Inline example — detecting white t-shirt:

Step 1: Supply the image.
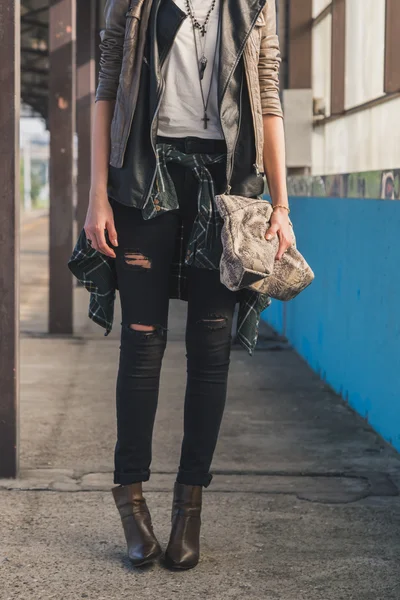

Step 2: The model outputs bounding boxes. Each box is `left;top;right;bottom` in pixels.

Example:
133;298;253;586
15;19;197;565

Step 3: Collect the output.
157;0;224;139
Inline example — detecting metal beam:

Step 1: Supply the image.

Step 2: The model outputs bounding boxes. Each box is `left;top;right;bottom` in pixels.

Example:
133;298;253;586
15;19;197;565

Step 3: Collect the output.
287;0;312;89
21;66;48;76
21;46;48;56
21;6;48;19
76;0;96;235
48;0;76;334
0;0;20;478
384;0;400;93
331;0;346;115
313;2;332;27
21;17;48;28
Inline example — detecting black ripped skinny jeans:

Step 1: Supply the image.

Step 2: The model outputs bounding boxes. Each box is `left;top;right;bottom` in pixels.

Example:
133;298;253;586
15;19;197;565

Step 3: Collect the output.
110;136;237;488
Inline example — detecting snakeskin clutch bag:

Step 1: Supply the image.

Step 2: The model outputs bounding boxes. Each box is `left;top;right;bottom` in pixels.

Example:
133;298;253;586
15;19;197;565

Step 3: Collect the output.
215;194;314;301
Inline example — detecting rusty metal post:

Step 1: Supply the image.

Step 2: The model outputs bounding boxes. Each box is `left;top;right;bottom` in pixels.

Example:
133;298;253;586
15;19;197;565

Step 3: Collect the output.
49;0;76;334
0;0;20;478
384;0;400;93
76;0;96;234
331;0;346;115
287;0;312;89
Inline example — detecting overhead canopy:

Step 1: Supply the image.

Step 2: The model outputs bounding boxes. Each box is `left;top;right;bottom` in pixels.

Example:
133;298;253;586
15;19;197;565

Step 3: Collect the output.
21;0;49;119
20;0;106;121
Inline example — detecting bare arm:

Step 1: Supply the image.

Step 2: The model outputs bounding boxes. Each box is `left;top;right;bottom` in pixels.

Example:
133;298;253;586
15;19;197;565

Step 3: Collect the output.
84;100;118;258
263;115;292;261
258;0;291;260
91;100;114;194
263;114;288;209
84;0;129;257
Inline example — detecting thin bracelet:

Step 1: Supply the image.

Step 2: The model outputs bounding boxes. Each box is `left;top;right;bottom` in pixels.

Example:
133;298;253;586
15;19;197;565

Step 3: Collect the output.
272;204;290;214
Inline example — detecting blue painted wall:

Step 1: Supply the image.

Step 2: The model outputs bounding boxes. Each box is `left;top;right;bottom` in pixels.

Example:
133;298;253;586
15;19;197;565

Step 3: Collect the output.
262;196;400;451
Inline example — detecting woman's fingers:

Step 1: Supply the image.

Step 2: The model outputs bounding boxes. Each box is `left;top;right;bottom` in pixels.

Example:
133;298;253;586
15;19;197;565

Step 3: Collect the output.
106;219;119;248
265;223;279;241
265;211;292;260
90;226;116;258
275;230;292;261
84;198;118;258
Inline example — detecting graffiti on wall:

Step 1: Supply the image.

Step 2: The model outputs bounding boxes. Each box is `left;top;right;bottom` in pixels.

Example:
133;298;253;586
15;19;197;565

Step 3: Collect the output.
286;170;400;200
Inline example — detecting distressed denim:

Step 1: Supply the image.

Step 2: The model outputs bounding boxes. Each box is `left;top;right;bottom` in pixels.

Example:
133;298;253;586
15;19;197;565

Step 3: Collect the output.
111;139;237;487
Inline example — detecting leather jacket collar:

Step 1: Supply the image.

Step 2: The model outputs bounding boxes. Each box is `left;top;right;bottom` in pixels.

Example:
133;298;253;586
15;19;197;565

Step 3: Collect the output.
219;0;266;105
148;0;267;107
148;0;266;190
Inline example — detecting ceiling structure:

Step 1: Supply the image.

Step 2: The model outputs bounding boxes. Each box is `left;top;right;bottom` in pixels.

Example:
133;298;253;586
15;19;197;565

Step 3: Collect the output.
20;0;106;122
21;0;49;119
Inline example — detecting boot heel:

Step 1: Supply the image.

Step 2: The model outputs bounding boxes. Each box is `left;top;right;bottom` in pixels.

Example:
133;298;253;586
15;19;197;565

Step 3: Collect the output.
112;483;162;567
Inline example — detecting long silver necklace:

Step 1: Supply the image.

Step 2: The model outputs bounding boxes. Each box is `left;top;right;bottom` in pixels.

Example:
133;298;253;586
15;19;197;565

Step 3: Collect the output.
185;0;216;80
185;0;221;130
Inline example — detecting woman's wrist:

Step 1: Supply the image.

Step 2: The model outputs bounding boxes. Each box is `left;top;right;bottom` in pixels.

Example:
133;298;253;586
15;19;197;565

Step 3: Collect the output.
272;203;290;215
90;184;109;201
90;182;107;194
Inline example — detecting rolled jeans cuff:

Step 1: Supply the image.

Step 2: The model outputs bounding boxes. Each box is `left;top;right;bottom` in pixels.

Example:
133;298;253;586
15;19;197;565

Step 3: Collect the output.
113;469;150;486
177;469;213;488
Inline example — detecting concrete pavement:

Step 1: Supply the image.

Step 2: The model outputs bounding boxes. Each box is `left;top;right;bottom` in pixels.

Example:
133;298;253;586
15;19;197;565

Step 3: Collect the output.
0;210;399;599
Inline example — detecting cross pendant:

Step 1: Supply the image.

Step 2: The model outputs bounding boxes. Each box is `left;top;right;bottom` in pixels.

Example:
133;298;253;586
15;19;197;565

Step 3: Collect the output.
202;111;210;129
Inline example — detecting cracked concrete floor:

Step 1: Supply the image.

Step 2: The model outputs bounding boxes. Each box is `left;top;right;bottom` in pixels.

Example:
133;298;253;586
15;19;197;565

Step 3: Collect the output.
1;211;399;600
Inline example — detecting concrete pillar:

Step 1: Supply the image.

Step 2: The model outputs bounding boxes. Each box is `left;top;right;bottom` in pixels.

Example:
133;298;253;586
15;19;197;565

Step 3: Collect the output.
0;0;20;478
287;0;312;89
48;0;76;335
331;0;346;115
23;139;32;211
384;0;400;93
284;0;313;174
76;0;96;235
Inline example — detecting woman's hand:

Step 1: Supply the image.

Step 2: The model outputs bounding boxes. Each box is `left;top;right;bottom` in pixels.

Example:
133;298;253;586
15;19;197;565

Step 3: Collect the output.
84;188;118;259
265;207;293;261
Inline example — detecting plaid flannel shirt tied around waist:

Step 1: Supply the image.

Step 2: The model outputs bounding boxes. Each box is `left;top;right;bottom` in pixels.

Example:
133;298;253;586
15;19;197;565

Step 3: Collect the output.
68;143;271;354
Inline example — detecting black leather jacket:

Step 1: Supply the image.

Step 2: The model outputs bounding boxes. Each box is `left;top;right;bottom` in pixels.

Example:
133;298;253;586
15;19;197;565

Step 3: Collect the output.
97;0;283;207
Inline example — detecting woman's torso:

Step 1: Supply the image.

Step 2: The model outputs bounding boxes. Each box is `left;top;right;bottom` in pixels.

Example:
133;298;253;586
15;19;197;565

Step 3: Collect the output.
158;0;224;140
107;0;265;207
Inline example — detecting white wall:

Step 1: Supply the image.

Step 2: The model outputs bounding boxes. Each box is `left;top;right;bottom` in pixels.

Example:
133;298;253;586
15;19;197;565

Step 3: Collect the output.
311;0;393;174
312;14;332;118
312;97;400;175
345;0;386;110
313;0;331;18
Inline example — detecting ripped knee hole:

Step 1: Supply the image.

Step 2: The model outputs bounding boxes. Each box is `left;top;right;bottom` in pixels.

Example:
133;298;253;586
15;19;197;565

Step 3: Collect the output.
129;324;156;333
196;316;227;330
124;252;151;270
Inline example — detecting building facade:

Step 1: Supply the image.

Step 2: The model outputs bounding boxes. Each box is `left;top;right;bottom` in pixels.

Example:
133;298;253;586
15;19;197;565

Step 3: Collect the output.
279;0;400;198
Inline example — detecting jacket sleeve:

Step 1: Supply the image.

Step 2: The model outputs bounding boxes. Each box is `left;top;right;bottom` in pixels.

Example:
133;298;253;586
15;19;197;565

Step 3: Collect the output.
258;0;284;118
95;0;130;102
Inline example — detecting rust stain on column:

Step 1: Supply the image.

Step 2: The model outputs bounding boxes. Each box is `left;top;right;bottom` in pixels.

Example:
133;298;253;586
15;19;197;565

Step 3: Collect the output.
0;0;20;478
76;0;96;235
288;0;313;89
384;0;400;93
331;0;346;115
49;0;76;334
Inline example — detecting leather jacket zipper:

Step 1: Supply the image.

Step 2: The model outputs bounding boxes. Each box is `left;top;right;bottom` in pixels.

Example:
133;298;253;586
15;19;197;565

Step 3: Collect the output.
120;6;149;167
244;45;262;177
225;69;243;195
142;21;185;207
144;77;166;204
220;4;265;194
143;2;265;201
